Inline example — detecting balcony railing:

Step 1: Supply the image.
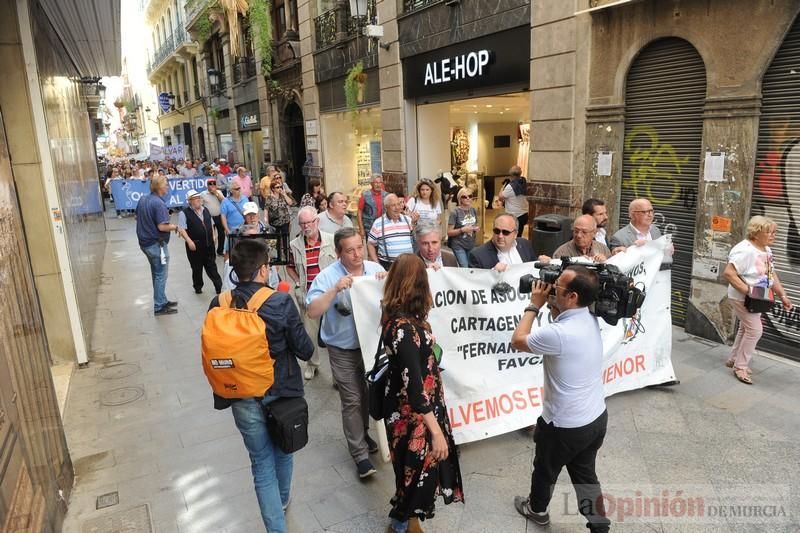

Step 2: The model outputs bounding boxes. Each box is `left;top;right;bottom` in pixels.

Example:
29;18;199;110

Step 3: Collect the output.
232;56;257;84
147;26;189;75
183;0;209;26
403;0;439;13
314;0;376;50
315;9;336;49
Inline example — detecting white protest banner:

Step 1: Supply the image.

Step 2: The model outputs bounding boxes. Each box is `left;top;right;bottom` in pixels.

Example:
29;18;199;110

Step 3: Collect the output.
149;143;165;161
351;237;676;444
164;144;185;160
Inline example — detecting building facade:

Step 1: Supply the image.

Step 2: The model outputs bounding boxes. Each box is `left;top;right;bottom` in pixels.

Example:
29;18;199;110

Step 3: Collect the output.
0;0;121;529
581;0;800;361
299;0;800;362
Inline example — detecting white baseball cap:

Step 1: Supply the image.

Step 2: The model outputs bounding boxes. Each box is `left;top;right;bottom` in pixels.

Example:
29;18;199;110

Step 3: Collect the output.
243;202;259;215
186;189;202;199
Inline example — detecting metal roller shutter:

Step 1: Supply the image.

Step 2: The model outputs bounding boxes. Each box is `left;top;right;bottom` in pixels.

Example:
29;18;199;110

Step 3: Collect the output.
753;16;800;361
621;37;706;327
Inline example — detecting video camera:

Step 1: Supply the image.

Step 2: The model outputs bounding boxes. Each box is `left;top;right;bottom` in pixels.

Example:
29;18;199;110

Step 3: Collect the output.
228;232;291;267
518;258;645;325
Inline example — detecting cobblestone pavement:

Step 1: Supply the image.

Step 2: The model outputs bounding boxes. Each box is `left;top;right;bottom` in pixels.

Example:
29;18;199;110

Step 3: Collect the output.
62;215;800;532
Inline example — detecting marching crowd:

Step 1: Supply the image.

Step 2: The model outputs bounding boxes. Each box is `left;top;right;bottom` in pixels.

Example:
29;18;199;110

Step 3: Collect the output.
128;159;792;533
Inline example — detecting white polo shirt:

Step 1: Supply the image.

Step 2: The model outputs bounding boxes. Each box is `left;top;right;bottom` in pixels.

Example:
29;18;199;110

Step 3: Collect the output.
526;306;606;428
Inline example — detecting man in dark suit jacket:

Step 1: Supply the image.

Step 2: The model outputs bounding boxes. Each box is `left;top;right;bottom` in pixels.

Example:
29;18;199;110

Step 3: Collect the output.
415;220;459;268
469;213;536;271
609;198;673;267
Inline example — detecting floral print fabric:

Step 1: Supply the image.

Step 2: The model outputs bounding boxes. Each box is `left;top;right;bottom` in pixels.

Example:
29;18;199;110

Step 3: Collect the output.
265;194;290;227
382;317;464;522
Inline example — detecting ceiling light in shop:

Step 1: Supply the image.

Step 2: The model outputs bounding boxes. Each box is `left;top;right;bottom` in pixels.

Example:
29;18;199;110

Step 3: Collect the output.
500;112;504;115
485;104;493;108
504;108;510;111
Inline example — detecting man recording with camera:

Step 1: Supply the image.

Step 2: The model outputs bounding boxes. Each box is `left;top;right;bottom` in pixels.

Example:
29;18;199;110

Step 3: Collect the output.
511;265;610;533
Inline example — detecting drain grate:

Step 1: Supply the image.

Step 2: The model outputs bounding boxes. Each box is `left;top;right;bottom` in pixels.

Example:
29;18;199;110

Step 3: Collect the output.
82;504;153;533
96;491;119;510
100;386;144;407
98;363;141;380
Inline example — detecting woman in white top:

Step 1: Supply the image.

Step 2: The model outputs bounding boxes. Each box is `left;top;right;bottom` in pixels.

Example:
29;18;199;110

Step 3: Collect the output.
405;178;442;225
722;215;792;384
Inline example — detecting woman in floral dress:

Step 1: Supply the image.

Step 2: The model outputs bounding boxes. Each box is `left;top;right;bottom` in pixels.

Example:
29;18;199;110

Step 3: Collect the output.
264;175;293;235
381;253;464;533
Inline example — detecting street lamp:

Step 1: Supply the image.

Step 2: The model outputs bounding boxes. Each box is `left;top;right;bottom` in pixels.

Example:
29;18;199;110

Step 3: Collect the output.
167;92;176;109
207;68;222;94
98;84;106;100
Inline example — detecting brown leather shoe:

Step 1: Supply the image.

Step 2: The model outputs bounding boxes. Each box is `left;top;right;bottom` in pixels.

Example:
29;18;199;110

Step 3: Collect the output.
408;517;424;533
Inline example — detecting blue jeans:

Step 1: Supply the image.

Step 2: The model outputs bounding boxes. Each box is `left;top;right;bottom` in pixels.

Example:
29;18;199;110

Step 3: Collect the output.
453;248;470;268
231;397;293;533
141;242;169;311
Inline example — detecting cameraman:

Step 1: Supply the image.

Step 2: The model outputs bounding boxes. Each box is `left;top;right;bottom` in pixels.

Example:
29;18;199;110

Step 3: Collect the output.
510;265;610;533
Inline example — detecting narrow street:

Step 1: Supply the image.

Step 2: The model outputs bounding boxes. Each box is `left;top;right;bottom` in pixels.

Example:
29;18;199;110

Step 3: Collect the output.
61;213;800;532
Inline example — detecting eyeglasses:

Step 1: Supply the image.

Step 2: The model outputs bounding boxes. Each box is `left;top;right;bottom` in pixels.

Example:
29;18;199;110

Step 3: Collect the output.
633;209;654;215
459;195;474;200
493;228;515;236
553;283;574;295
573;229;596;235
299;219;317;226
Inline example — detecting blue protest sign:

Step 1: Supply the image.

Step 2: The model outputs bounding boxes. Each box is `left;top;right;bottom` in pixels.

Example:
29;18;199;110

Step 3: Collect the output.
109;177;209;210
159;92;170;113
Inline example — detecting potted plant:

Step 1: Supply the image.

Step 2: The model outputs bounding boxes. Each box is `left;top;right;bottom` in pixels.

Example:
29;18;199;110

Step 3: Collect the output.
344;61;367;112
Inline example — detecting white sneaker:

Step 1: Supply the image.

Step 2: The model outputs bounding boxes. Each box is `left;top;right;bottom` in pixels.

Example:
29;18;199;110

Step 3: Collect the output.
303;366;316;380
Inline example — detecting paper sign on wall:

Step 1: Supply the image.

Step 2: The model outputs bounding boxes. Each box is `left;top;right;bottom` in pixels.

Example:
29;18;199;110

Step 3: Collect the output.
703;151;725;182
693;258;720;280
711;216;732;232
597;151;613;176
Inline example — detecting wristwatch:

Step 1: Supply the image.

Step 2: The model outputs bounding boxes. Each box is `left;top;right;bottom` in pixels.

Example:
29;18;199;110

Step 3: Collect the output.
524;305;540;315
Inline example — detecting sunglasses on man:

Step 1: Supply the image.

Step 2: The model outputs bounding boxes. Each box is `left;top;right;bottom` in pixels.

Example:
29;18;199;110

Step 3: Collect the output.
493;228;515;236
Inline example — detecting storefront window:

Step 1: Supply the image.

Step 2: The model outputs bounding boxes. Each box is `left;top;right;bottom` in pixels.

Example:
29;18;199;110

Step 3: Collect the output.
320;108;382;211
218;133;234;162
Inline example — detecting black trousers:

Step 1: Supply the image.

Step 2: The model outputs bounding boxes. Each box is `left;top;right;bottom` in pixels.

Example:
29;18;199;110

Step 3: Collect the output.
212;215;225;255
530;410;610;533
186;245;223;293
517;213;529;239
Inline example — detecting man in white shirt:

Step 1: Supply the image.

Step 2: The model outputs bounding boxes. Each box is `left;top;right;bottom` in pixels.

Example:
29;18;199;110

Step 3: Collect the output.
500;165;529;236
511;266;610;533
318;192;354;234
582;198;609;247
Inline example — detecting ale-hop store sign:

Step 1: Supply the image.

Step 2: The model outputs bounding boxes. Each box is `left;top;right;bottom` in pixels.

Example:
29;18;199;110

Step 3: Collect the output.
403;25;530;99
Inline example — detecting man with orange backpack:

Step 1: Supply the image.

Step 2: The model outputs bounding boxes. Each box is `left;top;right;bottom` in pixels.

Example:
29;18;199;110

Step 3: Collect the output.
203;238;313;532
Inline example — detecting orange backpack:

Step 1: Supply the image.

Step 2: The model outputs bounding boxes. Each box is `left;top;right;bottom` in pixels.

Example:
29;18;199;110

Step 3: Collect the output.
202;287;275;399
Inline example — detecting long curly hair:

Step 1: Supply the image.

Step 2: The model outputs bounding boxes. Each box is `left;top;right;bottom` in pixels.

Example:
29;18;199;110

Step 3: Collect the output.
382;254;432;326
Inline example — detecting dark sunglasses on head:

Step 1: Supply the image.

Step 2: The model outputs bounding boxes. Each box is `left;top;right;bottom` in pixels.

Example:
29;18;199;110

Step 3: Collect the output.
493;228;515;236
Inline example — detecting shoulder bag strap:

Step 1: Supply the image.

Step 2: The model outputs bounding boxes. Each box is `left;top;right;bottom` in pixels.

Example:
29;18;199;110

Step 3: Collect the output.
247;287;275;312
233;199;246;217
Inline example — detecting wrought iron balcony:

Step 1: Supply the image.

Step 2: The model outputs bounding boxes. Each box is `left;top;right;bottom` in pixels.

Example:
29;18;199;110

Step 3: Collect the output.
232;56;257;84
314;0;376;50
183;0;209;26
403;0;440;13
315;9;336;49
147;26;189;75
209;72;227;96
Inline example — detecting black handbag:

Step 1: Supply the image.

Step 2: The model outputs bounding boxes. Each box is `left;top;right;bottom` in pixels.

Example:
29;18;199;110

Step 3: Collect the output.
744;286;774;313
263;396;309;453
365;336;389;421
